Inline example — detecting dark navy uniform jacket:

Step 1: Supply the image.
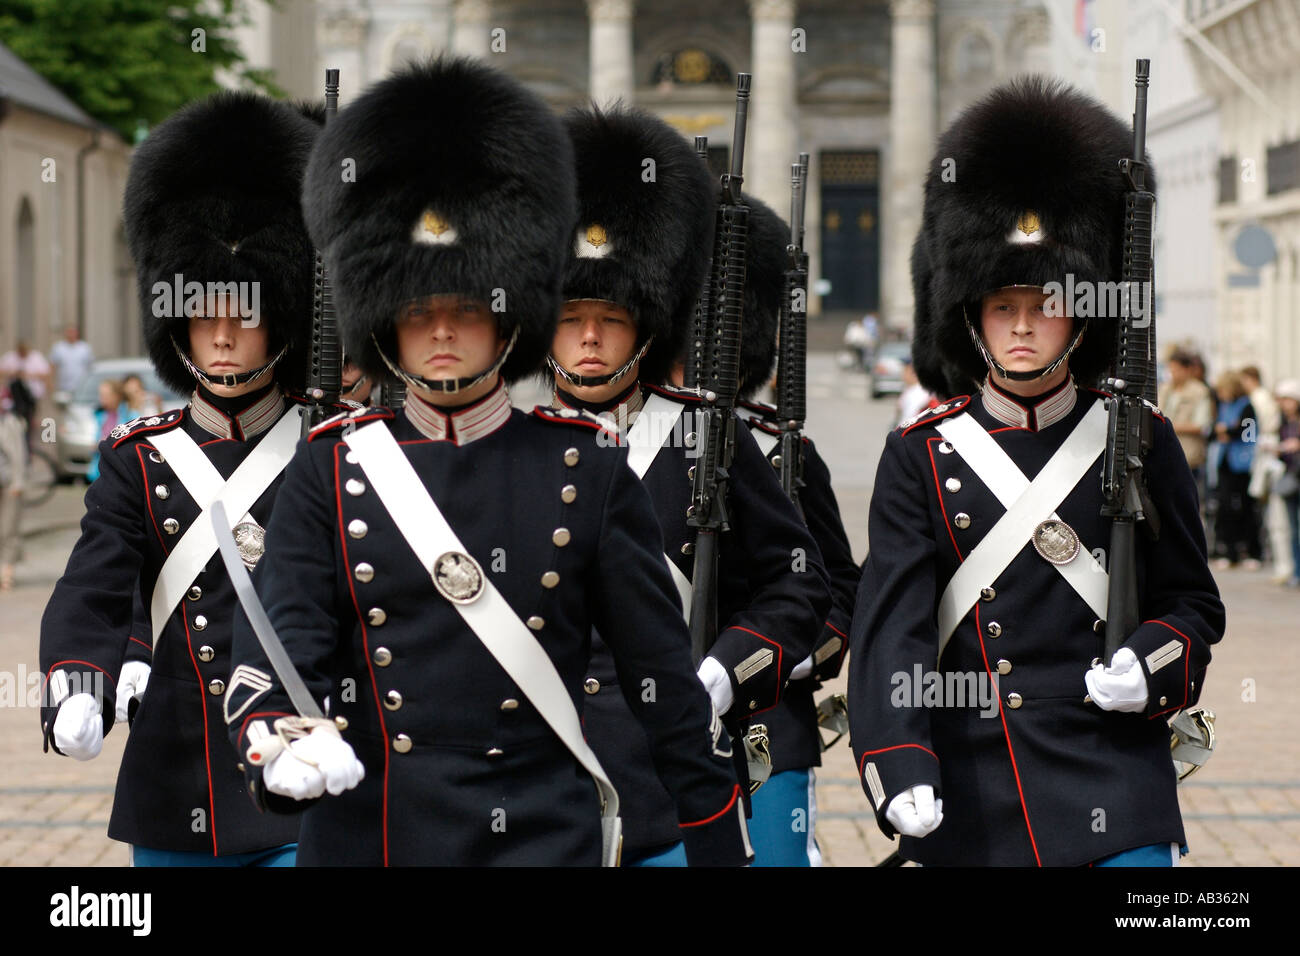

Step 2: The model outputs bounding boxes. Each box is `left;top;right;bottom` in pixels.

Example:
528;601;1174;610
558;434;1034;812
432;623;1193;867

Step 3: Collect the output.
224;382;750;866
737;399;860;772
849;378;1225;866
39;385;304;855
557;382;831;857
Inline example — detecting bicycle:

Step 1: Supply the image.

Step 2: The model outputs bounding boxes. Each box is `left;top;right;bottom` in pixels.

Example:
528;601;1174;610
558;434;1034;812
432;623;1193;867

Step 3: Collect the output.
21;445;59;508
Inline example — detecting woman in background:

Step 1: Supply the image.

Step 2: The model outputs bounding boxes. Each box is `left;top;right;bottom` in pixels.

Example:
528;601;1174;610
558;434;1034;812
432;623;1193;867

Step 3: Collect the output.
1212;370;1262;570
0;387;26;590
87;379;126;484
121;374;161;418
1276;380;1300;588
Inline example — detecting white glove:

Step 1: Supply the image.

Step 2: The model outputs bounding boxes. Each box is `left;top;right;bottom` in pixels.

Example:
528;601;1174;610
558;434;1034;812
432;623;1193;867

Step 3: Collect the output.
885;784;944;838
53;693;104;761
115;661;151;723
1085;646;1149;713
262;726;365;801
790;653;814;681
696;656;734;716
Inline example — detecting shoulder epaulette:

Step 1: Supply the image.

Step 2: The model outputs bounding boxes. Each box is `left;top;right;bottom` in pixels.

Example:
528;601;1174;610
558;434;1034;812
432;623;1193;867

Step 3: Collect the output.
645;383;701;405
1085;387;1167;422
110;409;184;448
530;406;622;442
899;395;972;436
307;405;395;442
288;395;366;414
738;398;777;417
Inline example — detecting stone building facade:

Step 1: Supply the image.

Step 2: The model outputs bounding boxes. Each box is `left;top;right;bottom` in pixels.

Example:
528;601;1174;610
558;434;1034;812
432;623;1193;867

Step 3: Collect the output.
0;41;135;364
283;0;1072;327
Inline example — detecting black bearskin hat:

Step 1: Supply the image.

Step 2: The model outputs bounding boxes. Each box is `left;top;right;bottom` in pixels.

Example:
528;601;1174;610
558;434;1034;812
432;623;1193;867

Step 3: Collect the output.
124;92;318;395
735;193;791;401
560;106;714;385
911;76;1156;397
303;57;576;384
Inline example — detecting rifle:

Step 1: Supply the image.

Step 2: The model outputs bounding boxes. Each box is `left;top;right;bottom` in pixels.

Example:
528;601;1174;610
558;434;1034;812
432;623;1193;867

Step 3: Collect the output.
1100;59;1161;665
683;135;711;392
687;74;751;665
301;69;343;436
379;378;407;411
773;153;810;511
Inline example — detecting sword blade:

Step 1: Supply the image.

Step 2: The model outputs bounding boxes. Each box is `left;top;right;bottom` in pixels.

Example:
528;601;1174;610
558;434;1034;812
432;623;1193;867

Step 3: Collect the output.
211;501;324;719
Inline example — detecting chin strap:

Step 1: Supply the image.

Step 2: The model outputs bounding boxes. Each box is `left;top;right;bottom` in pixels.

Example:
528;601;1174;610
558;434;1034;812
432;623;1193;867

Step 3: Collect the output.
963;305;1087;383
546;336;653;389
173;337;288;388
373;326;518;395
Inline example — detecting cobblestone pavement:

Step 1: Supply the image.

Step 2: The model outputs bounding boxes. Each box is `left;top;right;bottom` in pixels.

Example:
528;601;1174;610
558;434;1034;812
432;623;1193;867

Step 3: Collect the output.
2;351;1295;866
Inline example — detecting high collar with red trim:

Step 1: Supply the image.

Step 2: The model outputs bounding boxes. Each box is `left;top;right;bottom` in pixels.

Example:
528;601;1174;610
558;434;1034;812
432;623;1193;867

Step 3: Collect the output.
403;379;513;446
189;385;286;441
553;380;646;432
980;375;1078;431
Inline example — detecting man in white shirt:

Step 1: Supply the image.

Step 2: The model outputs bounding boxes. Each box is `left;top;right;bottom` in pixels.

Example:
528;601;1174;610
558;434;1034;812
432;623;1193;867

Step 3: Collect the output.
49;326;95;395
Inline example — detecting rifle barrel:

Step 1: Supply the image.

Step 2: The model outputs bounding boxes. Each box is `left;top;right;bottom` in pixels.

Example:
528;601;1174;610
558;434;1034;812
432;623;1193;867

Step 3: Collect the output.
790;162;804;243
726;75;752;195
795;153;806;251
325;68;340;122
1132;59;1149;165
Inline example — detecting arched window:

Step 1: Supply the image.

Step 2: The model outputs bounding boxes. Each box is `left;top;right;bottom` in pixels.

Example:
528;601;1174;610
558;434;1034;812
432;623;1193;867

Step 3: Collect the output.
16;197;36;345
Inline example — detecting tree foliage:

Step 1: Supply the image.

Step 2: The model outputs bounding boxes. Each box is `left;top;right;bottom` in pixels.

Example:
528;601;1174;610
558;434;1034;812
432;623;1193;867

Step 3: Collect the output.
0;0;281;140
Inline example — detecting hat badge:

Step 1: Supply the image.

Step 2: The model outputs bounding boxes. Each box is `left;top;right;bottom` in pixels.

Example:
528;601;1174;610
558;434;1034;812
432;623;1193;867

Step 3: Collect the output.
575;222;613;259
1008;210;1044;245
412;209;459;246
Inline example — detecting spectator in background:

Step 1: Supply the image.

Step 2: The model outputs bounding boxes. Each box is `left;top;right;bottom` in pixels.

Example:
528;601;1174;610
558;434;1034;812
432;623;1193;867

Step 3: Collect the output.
49;325;95;395
340;358;374;405
895;357;934;426
0;387;26;590
87;379;126;484
1160;348;1215;504
1241;366;1290;582
1276;380;1300;588
121;373;161;418
1212;370;1262;570
0;341;51;439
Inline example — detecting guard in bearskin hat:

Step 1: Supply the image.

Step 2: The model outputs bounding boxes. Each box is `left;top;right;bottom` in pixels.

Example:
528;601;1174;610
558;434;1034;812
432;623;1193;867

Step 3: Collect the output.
730;194;861;865
543;106;829;866
222;59;752;866
847;76;1224;866
39;92;320;865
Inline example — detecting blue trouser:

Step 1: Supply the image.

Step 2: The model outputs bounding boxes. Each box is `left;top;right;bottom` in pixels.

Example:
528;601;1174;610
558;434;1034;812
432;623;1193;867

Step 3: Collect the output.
130;843;297;867
1283;491;1300;578
748;768;819;867
625;841;688;867
1092;843;1184;867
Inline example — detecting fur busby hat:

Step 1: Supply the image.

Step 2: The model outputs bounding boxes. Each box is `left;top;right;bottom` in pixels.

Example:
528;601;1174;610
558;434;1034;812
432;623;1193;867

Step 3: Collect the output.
303;57;575;385
911;76;1155;397
124;92;319;395
735;193;791;401
558;106;714;386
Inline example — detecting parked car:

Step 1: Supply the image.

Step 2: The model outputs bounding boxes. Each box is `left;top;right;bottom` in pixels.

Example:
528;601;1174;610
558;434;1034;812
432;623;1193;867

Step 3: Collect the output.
54;358;185;480
870;342;912;399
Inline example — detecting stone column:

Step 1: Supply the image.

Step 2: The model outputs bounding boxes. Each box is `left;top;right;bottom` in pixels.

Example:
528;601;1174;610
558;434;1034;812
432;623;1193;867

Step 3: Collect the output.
882;0;936;333
451;0;492;59
586;0;635;107
746;0;799;214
